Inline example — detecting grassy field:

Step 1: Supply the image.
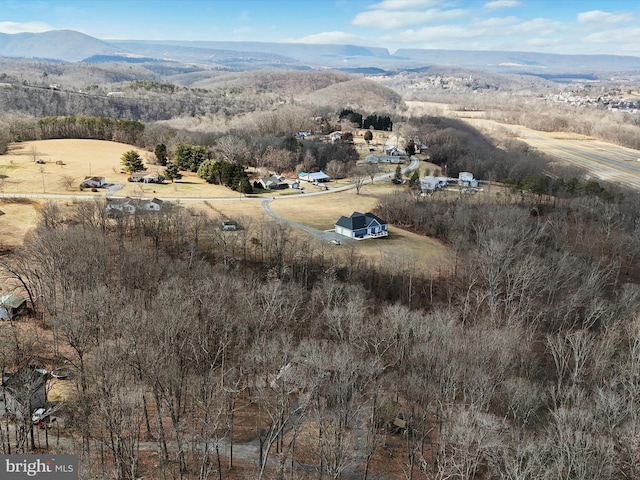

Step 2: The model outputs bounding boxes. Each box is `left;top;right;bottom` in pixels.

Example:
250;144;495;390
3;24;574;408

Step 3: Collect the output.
0;139;451;273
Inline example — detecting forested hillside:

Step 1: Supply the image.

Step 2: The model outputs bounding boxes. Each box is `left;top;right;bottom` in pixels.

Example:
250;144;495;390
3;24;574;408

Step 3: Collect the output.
1;42;640;480
2;171;640;479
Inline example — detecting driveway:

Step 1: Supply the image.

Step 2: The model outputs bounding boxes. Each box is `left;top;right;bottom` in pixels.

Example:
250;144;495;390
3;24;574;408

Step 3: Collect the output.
261;199;351;244
259;155;421;240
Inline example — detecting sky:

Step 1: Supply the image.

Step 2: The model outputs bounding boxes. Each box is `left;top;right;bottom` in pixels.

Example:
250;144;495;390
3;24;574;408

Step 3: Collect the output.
1;0;639;56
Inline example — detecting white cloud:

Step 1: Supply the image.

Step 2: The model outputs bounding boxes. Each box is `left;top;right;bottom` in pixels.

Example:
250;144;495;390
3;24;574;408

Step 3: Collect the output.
366;0;442;11
582;27;640;45
289;31;367;45
353;7;467;29
380;24;482;44
510;17;563;35
484;0;521;10
577;10;633;25
0;21;53;34
475;16;519;28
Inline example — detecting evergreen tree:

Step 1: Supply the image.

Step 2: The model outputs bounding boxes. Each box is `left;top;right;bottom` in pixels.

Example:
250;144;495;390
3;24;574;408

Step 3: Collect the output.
120;150;145;174
154;143;168;166
393;165;403;184
164;162;182;182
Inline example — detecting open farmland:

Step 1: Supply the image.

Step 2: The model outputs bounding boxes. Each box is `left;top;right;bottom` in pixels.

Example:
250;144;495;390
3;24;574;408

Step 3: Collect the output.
0;139;452;274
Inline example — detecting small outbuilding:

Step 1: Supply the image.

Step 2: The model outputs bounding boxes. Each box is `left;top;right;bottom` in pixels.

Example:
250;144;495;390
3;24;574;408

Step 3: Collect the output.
335;212;388;240
0;293;27;320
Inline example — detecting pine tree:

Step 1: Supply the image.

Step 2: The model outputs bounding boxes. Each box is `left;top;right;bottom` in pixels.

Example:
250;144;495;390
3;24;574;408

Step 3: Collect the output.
120;150;146;174
164;162;182;182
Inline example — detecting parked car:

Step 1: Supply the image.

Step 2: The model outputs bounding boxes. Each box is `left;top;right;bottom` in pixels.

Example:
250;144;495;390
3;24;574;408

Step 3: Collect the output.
222;221;238;231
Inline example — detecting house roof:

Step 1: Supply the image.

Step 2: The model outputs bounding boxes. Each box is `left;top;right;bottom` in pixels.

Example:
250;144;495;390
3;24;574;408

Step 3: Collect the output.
0;293;26;309
261;175;286;184
305;171;330;181
335;212;387;230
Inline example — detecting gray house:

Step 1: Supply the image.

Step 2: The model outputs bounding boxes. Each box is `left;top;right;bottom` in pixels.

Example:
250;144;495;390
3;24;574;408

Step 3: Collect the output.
335;212;388;240
259;175;289;190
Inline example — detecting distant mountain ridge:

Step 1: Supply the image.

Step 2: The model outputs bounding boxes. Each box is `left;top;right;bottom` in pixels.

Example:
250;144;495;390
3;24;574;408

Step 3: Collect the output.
1;30;640;75
0;30;123;62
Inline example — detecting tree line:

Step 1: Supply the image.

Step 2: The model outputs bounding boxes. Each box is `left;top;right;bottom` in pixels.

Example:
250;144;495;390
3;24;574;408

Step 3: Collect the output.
3;166;640;478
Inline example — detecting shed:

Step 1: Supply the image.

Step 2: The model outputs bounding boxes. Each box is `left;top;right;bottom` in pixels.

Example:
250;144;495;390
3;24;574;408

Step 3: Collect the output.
0;293;26;320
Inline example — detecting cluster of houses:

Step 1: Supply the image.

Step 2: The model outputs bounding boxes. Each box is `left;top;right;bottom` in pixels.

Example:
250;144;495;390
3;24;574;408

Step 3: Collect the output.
256;171;331;191
420;171;479;193
106;197;164;215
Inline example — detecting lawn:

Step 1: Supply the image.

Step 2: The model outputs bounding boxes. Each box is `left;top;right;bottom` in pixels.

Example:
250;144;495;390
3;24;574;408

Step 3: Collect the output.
0;139;452;274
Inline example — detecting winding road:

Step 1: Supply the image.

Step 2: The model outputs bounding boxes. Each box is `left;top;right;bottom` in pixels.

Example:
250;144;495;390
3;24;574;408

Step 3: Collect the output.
259;155;421;242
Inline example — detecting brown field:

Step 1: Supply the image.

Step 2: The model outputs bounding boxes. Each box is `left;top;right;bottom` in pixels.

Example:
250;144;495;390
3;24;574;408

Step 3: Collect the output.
0;139;451;272
269;184;450;273
0;199;41;246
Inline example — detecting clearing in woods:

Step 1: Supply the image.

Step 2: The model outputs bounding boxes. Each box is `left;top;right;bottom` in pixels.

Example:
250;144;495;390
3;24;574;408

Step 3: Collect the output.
0;139;451;272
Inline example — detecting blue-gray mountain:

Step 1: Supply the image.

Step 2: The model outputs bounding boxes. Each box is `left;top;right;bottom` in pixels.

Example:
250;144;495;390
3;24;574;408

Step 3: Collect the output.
1;30;640;75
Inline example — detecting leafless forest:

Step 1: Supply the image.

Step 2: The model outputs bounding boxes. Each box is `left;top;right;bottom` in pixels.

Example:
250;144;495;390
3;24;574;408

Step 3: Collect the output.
1;58;640;480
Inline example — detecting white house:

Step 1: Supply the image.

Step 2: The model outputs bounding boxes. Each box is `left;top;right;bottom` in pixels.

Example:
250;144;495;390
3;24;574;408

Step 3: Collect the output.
299;171;330;183
420;176;449;193
130;172;164;183
106;197;137;215
365;154;404;164
141;198;163;211
335;212;388;240
81;176;106;188
458;172;478;187
107;197;165;214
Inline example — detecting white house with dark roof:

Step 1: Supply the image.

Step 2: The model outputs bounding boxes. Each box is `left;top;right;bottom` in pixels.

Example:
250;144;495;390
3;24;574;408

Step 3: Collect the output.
80;176;106;188
335;212;388;240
